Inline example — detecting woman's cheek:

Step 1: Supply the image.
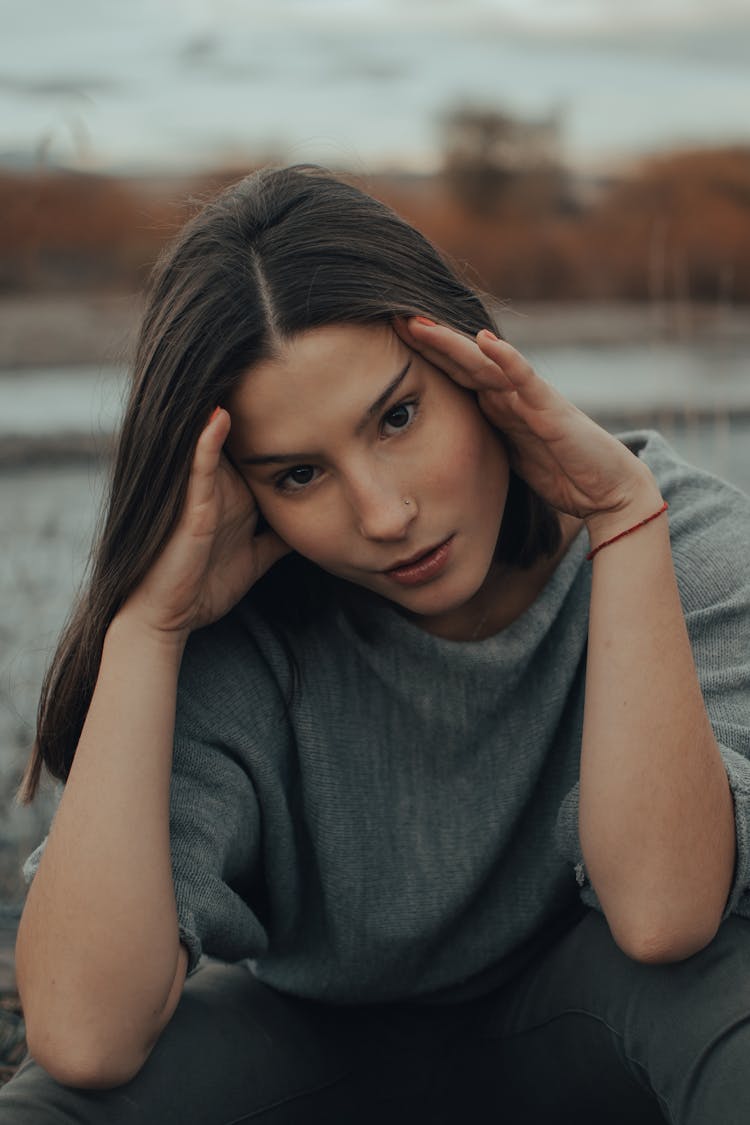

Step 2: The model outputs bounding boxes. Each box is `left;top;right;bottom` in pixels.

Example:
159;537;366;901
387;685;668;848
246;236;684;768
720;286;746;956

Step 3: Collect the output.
426;417;477;481
264;503;332;564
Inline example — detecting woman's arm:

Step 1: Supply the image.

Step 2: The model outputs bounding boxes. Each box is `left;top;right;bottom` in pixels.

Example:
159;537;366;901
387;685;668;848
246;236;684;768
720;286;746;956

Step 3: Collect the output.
16;407;289;1089
16;613;190;1089
396;316;738;960
579;486;735;961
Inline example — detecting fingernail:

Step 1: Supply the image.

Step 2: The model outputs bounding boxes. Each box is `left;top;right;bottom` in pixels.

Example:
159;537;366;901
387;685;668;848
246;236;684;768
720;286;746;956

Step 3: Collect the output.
480;329;499;341
413;316;437;327
210;406;222;422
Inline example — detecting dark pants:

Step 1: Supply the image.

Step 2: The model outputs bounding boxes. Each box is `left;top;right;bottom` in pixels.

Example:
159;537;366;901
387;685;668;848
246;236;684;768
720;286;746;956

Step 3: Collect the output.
2;908;749;1124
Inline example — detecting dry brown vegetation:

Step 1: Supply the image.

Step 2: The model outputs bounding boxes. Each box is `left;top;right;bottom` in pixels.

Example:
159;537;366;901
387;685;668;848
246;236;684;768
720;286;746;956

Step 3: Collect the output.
1;144;749;303
582;148;750;303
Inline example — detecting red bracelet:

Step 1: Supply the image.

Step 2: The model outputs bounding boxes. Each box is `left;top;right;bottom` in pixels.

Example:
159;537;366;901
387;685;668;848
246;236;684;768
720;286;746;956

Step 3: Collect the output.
585;500;669;561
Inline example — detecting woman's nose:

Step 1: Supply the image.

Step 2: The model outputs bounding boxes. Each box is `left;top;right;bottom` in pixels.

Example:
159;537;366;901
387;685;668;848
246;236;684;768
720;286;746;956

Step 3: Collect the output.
349;475;417;541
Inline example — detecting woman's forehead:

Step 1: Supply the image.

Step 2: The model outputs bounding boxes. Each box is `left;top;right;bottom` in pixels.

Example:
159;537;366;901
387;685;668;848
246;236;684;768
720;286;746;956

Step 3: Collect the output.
227;323;412;451
269;322;402;376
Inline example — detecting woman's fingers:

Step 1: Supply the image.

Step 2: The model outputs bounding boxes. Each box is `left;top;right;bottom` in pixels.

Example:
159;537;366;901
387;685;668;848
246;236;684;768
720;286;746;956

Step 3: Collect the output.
401;319;489;387
392;316;420;352
125;406;290;636
184;407;233;522
475;331;568;413
401;318;515;393
185;408;264;546
403;317;574;422
195;408;290;576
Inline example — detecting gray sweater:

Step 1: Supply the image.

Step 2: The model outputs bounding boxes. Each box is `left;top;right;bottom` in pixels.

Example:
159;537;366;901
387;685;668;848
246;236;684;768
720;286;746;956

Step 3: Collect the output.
25;431;750;1005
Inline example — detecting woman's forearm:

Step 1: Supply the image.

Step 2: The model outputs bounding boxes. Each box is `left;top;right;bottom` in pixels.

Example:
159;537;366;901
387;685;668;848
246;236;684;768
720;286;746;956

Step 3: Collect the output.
16;611;189;1087
579;483;736;962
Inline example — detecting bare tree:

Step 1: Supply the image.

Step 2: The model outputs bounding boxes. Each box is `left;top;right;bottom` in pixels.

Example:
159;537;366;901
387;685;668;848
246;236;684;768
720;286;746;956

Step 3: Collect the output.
441;105;567;216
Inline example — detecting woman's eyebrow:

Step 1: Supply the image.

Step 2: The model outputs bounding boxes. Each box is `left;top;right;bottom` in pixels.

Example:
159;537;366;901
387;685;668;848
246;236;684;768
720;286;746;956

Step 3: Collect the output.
240;358;412;466
354;358;412;435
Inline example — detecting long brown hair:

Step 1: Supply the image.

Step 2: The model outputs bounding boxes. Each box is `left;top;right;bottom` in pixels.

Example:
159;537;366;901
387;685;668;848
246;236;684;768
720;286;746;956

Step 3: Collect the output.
19;164;560;803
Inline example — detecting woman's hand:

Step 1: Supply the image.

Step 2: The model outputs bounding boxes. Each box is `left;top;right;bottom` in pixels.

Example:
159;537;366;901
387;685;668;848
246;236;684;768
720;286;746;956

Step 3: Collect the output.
120;408;290;640
394;317;662;530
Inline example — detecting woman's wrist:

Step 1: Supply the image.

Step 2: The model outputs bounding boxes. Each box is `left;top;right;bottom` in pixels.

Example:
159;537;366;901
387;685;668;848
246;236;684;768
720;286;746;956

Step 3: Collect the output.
108;606;191;660
583;470;665;554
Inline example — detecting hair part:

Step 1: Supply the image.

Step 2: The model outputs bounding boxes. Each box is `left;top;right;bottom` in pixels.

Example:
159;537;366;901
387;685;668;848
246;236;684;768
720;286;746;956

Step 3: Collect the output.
19;164;560;803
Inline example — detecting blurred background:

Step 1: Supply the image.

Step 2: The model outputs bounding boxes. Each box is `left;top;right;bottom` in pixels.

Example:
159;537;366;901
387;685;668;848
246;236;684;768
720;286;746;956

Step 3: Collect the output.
1;0;750;921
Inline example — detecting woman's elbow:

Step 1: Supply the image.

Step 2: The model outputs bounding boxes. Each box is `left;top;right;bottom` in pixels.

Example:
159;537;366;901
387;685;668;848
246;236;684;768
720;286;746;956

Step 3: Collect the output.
25;1030;152;1090
18;944;188;1089
613;918;721;965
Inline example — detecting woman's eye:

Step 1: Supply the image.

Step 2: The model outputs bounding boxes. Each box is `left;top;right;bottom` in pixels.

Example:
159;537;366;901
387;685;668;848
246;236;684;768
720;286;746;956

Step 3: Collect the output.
382;400;418;435
276;465;317;492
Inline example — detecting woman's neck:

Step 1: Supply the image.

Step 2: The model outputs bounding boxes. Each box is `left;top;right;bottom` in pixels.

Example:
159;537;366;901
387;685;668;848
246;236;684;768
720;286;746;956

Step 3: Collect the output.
405;513;584;643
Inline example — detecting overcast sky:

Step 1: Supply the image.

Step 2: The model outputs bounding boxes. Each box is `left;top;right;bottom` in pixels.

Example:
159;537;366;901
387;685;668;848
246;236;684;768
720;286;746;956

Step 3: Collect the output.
166;0;750;30
2;0;748;173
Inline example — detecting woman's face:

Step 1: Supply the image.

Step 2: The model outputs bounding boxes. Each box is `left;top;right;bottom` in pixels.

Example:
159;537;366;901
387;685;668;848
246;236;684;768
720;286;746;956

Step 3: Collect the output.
226;322;511;638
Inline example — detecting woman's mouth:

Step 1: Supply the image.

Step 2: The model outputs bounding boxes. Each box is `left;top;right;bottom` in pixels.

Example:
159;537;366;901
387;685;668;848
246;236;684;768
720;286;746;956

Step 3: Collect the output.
383;536;454;586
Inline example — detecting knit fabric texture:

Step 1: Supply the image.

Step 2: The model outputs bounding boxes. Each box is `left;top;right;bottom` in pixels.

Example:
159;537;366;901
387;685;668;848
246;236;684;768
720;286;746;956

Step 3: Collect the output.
24;431;750;1004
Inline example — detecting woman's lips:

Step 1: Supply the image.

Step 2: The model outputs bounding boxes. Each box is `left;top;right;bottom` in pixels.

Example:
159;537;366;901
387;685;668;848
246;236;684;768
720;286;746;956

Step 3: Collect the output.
384;537;454;586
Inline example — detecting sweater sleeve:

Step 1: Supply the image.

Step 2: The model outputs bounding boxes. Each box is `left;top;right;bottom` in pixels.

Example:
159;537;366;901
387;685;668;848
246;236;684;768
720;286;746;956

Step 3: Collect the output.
169;623;273;976
555;433;750;922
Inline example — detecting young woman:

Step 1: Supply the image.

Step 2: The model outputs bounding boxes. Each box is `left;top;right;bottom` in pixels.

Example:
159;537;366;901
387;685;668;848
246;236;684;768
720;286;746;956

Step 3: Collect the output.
2;165;749;1124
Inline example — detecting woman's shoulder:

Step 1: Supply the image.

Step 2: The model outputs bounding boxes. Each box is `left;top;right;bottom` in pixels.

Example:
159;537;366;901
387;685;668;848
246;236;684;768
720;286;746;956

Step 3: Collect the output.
620;425;746;517
619;427;750;601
